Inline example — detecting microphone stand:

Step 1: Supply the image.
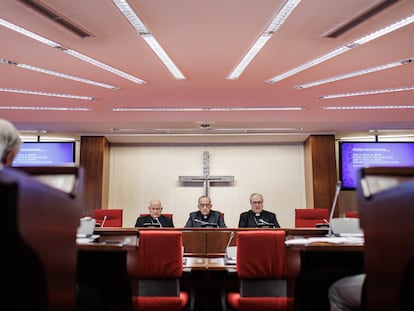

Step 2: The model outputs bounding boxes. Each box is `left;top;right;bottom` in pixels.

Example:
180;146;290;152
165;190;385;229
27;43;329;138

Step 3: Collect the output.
327;181;342;236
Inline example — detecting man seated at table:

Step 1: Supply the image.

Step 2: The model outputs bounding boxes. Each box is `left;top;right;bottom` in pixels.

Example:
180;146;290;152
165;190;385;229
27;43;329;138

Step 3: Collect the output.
184;195;227;228
238;193;281;228
135;199;174;228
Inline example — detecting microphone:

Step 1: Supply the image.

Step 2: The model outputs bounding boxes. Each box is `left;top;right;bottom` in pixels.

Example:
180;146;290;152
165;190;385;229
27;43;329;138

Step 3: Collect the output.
194;218;210;225
194;218;218;227
101;215;107;228
225;231;235;259
154;217;162;228
259;219;275;228
327;181;342;236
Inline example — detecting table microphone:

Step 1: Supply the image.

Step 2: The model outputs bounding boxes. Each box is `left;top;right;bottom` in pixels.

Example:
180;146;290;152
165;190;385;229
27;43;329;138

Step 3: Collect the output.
225;231;235;259
101;215;107;228
154;217;162;228
259;219;274;227
327;181;342;236
194;218;218;227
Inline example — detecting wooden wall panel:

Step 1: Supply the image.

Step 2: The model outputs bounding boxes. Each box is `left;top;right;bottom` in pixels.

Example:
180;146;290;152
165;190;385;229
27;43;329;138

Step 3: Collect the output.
79;136;109;215
304;135;338;214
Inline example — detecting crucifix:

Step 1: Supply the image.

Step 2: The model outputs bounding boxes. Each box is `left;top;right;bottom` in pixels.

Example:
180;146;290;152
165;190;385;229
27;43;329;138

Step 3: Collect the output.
179;151;235;196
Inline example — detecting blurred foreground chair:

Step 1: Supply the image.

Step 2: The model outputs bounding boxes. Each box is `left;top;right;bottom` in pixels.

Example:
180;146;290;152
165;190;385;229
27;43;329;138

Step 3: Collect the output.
295;208;329;228
2;166;83;311
127;230;191;311
226;230;293;311
357;167;414;310
93;208;123;227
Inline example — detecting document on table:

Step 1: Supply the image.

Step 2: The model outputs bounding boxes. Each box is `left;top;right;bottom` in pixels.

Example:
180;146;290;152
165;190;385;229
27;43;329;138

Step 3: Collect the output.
285;236;364;246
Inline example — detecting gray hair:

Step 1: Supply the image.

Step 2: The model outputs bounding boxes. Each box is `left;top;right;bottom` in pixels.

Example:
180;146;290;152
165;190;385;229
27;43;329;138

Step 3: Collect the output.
0;119;22;164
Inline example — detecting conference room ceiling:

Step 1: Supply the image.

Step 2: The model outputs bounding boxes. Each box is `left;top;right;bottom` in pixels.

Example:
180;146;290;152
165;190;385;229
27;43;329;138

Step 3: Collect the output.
1;0;414;143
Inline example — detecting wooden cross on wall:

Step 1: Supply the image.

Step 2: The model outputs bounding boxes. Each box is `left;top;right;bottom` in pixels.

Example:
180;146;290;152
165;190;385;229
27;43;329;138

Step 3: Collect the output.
179;151;235;196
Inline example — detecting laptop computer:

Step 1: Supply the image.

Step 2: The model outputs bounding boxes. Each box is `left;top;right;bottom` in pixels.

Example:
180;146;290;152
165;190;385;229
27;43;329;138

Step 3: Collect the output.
330;218;364;237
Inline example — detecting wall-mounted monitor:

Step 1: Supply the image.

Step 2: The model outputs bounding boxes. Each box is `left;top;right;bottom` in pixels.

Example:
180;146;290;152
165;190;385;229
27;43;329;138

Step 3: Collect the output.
12;142;76;167
339;141;414;190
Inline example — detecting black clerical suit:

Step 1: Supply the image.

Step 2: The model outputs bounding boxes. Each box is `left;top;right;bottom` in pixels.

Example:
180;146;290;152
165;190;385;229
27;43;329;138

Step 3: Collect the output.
238;210;280;228
184;210;227;228
134;215;174;228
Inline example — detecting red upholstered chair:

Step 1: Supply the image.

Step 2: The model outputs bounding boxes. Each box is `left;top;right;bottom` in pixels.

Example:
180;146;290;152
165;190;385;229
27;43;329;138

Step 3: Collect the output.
226;230;294;311
345;211;359;218
295;208;329;228
93;208;123;227
127;230;190;311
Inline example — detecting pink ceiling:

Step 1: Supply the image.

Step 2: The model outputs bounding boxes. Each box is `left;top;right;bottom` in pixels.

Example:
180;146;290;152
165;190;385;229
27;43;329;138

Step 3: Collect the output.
1;0;414;143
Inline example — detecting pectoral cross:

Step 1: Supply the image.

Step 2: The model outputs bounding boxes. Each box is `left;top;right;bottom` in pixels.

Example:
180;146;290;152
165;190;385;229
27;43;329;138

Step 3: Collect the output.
179;151;234;196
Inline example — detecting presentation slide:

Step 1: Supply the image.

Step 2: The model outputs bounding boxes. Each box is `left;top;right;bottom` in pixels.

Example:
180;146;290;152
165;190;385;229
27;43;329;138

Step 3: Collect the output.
13;142;75;166
340;142;414;189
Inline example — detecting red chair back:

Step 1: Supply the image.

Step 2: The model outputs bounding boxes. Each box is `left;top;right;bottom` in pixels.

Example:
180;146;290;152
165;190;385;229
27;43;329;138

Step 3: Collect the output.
227;230;293;311
295;208;329;228
345;211;359;218
237;230;286;279
93;209;123;227
127;230;189;311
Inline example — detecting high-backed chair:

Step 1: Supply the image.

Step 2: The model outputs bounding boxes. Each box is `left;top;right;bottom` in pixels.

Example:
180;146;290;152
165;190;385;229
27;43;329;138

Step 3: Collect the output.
2;166;83;311
357;167;414;310
93;208;123;227
295;208;329;228
226;230;293;311
345;211;359;218
127;230;190;311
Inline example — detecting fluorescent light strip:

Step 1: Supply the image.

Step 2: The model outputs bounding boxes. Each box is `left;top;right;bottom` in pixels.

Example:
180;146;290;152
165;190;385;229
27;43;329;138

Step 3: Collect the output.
227;0;301;79
0;106;92;111
322;105;414;110
61;49;145;84
296;57;414;89
267;14;414;83
141;34;186;79
0;18;146;84
0;18;59;47
0;58;118;89
111;127;304;133
0;87;95;100
111;106;305;112
112;0;185;80
319;86;414;99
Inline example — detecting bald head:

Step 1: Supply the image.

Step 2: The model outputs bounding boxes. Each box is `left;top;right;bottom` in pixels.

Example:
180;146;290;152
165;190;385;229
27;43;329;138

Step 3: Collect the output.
0;119;22;166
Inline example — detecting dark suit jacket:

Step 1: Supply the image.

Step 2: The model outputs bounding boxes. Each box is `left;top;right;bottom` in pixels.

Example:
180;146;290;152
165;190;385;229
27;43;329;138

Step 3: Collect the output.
134;215;174;228
184;210;226;228
238;210;281;228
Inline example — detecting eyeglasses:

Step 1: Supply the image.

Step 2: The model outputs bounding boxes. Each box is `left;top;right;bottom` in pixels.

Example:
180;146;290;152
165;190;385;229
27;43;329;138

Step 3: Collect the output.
198;203;211;208
150;207;162;210
251;201;263;205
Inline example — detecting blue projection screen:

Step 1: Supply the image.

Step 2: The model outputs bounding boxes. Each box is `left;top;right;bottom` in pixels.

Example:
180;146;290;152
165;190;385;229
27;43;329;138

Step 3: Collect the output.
339;141;414;190
12;142;76;166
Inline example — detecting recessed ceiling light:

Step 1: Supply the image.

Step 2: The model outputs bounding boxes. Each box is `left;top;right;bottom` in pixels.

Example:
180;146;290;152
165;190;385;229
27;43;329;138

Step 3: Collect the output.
0;18;146;84
0;87;95;100
0;106;93;111
227;0;302;80
266;14;414;83
296;57;414;89
0;58;118;89
321;105;414;110
319;86;414;99
112;0;185;80
110;106;305;112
